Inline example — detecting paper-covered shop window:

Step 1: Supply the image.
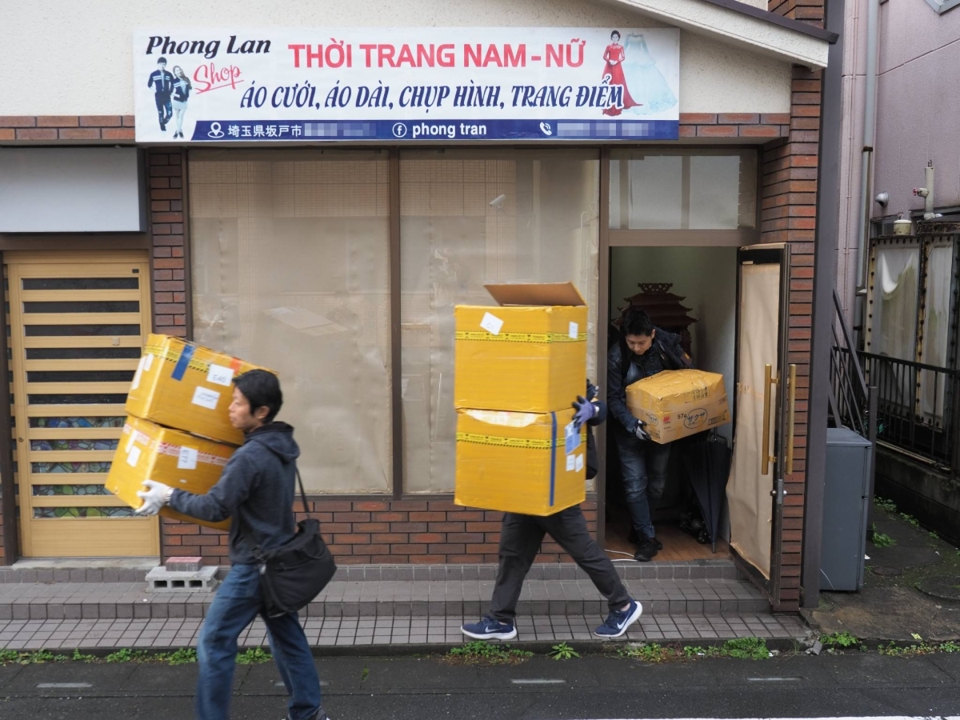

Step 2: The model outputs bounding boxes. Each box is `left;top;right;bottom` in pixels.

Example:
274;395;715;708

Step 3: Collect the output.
189;149;391;493
399;149;600;494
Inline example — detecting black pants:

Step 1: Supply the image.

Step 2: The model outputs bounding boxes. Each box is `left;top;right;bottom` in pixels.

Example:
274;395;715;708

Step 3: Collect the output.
155;93;172;128
488;505;631;623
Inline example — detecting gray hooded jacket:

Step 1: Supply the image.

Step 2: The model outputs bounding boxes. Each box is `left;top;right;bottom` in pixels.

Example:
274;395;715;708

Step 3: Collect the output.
168;422;300;564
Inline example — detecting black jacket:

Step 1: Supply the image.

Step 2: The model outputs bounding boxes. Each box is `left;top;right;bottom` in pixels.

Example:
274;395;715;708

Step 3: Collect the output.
169;422;299;565
607;327;691;433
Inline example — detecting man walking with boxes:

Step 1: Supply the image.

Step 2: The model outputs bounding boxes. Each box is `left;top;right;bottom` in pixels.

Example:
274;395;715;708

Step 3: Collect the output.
135;370;329;720
461;382;643;641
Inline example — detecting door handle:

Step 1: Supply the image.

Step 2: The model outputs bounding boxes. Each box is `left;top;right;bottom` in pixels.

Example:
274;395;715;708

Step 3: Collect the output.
786;364;797;475
761;364;778;476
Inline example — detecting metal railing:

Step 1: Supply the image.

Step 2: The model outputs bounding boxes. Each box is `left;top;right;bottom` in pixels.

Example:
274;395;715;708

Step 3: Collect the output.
857;350;960;470
830;290;878;443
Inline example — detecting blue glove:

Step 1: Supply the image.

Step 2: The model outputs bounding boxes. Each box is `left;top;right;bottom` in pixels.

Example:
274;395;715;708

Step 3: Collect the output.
571;395;597;430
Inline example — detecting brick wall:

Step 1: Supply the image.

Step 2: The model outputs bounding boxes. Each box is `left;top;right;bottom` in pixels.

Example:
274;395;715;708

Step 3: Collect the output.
147;149;189;337
162;499;598;566
761;0;824;611
0;116;135;141
768;0;824;25
0;115;789;146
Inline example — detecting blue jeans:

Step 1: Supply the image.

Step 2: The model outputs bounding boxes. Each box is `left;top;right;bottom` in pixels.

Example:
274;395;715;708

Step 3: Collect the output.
196;563;322;720
614;429;671;539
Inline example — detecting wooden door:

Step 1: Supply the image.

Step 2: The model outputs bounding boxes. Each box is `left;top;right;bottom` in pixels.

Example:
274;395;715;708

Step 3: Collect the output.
727;244;795;606
7;250;159;557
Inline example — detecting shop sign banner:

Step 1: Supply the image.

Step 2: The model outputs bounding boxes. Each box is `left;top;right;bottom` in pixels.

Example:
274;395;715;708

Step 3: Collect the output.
133;28;680;143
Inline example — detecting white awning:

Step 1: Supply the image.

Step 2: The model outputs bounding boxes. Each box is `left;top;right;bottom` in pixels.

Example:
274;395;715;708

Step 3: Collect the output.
607;0;832;68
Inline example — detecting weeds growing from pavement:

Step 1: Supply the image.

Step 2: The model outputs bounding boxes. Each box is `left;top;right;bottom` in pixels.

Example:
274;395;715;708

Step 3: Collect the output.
871;524;896;547
548;642;580;660
236;647;272;664
874;496;898;513
445;641;533;665
820;632;860;649
616;638;770;662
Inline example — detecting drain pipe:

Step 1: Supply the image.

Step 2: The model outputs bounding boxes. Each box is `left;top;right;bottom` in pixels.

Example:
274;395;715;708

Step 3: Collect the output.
855;0;880;301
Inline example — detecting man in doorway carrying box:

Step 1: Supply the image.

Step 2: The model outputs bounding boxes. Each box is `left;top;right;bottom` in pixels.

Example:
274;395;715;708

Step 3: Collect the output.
608;308;692;563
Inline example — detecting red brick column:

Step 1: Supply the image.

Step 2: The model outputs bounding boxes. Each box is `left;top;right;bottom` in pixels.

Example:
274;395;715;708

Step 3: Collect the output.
147;149;189;337
761;0;824;610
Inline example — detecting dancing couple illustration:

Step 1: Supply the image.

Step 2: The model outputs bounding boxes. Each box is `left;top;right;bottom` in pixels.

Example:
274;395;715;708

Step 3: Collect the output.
147;57;193;138
601;30;676;117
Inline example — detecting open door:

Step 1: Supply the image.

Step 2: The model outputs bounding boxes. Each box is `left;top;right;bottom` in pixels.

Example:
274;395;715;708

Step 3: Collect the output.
727;244;795;607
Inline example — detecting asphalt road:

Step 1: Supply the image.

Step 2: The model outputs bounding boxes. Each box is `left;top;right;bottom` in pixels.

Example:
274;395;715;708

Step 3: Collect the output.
1;651;959;719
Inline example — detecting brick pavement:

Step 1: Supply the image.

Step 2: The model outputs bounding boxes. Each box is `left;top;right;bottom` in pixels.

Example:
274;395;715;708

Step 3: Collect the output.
0;612;807;651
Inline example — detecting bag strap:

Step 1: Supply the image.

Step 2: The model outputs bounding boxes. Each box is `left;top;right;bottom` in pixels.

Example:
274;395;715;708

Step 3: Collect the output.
239;464;309;563
295;468;310;515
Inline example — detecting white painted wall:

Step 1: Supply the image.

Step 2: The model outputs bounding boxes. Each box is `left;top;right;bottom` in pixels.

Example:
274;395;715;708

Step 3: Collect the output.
836;0;960;324
873;1;960;219
0;0;791;117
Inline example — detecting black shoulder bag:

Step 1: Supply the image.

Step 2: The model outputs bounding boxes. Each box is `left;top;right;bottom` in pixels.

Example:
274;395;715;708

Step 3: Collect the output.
245;470;337;618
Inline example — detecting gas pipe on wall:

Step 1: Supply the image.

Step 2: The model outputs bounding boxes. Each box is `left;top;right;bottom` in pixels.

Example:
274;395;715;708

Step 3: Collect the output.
913;161;940;221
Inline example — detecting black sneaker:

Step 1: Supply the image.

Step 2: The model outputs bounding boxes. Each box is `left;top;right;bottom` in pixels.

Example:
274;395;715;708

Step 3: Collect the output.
634;538;660;562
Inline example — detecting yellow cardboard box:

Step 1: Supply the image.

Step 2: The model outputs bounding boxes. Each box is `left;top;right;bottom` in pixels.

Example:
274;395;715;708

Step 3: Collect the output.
126;334;274;446
455;407;586;516
455;283;587;413
626;369;731;444
106;416;234;531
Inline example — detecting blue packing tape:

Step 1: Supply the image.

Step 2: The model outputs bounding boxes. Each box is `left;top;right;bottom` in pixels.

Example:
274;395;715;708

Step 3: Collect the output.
171;344;196;381
549;411;557;507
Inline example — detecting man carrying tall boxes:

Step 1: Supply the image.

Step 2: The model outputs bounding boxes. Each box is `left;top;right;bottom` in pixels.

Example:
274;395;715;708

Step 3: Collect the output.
106;335;330;720
454;284;643;641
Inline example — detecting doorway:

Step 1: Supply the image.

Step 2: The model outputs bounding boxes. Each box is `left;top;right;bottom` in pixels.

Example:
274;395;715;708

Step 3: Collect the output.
602;245;737;562
7;250;159;557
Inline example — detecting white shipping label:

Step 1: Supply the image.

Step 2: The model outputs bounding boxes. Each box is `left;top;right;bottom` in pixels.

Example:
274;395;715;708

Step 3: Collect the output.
565;422;581;454
192;387;221;411
177;446;199;470
207;363;235;387
566;455;576;472
125;431;137;453
576;454;584;472
130;356;146;391
480;312;504;336
143;353;154;372
569;321;579;340
126;446;141;468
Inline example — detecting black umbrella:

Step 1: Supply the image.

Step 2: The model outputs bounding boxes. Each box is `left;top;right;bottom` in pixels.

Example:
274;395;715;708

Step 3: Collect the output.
681;432;731;552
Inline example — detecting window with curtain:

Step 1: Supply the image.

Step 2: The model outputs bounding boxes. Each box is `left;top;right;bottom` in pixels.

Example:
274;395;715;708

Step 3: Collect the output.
869;245;919;361
189;149;391;493
920;243;953;424
399;149;600;493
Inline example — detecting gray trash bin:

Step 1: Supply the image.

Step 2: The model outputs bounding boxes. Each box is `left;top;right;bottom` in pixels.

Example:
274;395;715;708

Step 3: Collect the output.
820;427;873;592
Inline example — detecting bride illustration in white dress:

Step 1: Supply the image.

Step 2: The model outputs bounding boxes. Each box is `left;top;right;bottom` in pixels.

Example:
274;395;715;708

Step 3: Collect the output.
620;33;677;115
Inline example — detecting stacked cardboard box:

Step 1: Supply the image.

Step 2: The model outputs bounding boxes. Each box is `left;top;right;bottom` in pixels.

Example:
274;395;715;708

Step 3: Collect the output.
454;283;589;516
106;334;274;529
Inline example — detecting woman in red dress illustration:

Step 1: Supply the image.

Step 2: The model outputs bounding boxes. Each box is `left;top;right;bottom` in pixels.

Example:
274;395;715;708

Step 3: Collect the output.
602;30;640;116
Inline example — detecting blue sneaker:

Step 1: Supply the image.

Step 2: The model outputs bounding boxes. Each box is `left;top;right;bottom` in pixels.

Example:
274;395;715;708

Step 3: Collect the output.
461;616;518;640
594;600;643;638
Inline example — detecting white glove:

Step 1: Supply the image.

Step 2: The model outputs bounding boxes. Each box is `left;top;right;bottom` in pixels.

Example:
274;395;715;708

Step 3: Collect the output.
634;421;651;442
136;480;174;516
